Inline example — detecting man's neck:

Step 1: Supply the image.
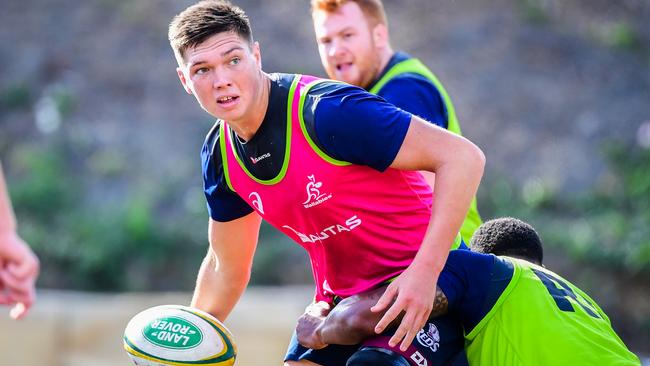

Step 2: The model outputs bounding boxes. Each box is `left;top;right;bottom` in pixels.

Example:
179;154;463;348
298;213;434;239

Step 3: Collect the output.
229;73;271;142
377;47;395;77
366;47;394;90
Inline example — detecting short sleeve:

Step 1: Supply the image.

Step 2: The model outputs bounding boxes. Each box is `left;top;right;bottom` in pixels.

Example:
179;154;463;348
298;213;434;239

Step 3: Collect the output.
201;124;254;222
377;74;448;129
437;250;510;334
305;82;413;171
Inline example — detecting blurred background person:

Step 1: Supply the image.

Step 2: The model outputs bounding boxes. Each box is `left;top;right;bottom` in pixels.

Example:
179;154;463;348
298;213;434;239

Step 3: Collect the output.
311;0;482;243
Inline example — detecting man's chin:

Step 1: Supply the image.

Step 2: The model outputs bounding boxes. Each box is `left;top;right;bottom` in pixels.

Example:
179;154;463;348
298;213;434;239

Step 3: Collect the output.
335;71;360;87
211;103;244;121
211;110;240;122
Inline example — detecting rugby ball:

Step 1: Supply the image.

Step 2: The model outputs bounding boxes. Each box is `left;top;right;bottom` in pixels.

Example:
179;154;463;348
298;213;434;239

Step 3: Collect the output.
123;304;236;366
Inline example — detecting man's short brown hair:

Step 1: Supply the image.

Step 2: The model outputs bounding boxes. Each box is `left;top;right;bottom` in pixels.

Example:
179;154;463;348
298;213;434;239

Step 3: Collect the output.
168;0;253;64
311;0;388;27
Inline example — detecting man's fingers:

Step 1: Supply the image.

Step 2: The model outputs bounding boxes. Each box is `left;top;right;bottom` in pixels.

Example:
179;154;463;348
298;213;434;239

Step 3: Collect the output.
0;271;28;293
399;313;426;352
0;286;33;320
387;309;428;351
6;257;38;281
374;301;403;334
0;292;12;305
5;289;32;309
0;272;34;307
388;324;407;348
387;308;418;347
399;327;419;352
402;311;430;351
370;286;396;314
10;302;27;320
0;236;39;282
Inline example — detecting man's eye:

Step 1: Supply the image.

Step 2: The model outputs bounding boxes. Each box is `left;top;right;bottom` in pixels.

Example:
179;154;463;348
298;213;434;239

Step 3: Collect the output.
195;67;209;75
230;57;241;65
344;33;353;39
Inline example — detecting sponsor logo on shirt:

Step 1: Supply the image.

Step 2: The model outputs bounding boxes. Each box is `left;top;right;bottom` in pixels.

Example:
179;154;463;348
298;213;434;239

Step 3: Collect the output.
282;216;362;243
410;351;428;366
302;174;332;208
250;152;271;164
248;192;264;214
416;323;440;353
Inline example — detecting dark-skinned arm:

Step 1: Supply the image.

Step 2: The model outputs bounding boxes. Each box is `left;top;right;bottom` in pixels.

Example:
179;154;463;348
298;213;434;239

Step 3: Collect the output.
296;284;449;349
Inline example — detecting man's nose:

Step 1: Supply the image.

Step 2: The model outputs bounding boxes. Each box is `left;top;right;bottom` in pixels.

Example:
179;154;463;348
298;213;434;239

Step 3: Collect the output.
213;73;232;89
328;39;345;58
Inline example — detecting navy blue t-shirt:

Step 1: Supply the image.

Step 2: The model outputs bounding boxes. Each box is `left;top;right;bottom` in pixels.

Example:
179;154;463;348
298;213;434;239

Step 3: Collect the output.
369;52;448;129
201;73;412;222
437;250;514;335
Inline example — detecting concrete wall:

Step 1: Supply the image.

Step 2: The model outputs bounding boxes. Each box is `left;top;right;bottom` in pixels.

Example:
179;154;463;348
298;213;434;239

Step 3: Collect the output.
0;287;314;366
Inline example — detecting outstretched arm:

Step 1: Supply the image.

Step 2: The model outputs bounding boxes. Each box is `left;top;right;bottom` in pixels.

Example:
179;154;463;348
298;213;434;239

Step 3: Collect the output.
0;164;40;319
296;284;449;349
191;214;261;321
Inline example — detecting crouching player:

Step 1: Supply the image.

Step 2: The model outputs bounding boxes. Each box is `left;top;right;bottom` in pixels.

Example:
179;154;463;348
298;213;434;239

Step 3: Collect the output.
296;218;641;365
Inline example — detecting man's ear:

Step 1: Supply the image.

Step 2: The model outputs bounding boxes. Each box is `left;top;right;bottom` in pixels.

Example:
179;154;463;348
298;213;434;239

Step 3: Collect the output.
372;23;389;49
252;41;262;68
176;67;193;95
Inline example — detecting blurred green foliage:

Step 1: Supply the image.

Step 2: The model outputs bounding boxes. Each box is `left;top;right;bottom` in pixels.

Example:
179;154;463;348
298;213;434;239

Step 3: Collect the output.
0;83;32;111
483;142;650;277
9;139;208;291
594;21;641;51
517;0;550;25
49;85;77;119
8;134;310;291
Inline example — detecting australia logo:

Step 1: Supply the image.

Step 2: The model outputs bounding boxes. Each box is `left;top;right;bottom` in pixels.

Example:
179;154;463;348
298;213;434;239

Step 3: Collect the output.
249;192;265;214
302;174;332;208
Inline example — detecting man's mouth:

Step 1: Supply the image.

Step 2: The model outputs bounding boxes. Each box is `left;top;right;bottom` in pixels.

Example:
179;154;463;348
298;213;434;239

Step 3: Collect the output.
336;62;353;72
217;96;239;104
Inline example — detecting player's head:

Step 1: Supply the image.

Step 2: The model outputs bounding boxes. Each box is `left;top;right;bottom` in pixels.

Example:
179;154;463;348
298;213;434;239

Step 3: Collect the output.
311;0;392;88
470;217;544;265
169;0;264;122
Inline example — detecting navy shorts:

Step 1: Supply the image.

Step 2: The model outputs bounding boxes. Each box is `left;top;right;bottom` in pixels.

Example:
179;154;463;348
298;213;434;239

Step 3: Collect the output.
284;313;467;366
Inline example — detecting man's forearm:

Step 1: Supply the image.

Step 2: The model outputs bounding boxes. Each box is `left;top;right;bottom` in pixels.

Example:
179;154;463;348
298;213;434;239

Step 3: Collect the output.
317;295;380;345
191;252;249;321
194;215;260;322
415;141;485;270
317;286;449;345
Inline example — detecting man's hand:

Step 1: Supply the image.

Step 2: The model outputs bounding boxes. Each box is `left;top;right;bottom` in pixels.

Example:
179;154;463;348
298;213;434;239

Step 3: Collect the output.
371;261;438;351
296;301;331;349
0;231;39;319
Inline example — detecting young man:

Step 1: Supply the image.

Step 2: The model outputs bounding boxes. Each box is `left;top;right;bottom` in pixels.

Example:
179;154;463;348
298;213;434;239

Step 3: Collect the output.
0;163;39;319
299;218;641;365
310;0;482;243
168;1;484;365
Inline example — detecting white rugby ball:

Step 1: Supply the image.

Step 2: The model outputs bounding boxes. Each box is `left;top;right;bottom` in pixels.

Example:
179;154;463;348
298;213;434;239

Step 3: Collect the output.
123;304;236;366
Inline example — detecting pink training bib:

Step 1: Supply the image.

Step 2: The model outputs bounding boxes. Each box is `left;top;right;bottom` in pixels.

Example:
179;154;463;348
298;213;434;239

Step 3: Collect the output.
221;75;434;302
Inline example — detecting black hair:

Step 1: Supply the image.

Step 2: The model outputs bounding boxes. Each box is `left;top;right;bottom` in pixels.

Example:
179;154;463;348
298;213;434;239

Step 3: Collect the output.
470;217;544;265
